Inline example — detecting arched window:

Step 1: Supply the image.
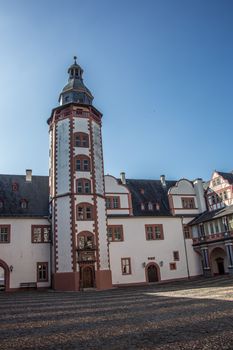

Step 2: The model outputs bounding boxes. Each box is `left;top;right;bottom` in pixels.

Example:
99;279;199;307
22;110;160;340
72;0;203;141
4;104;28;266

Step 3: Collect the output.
77;203;93;220
75;155;91;172
76;179;91;194
77;231;94;249
20;199;28;209
74;132;89;148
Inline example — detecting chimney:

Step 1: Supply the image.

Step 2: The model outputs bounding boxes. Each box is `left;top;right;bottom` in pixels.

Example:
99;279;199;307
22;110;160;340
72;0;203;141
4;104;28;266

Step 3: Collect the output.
120;172;126;185
193;178;206;213
26;169;32;182
160;174;166;187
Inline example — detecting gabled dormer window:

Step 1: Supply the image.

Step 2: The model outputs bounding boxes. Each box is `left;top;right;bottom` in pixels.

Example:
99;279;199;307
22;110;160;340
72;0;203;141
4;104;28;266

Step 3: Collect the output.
141;203;145;210
20;199;28;209
148;202;153;211
12;182;19;192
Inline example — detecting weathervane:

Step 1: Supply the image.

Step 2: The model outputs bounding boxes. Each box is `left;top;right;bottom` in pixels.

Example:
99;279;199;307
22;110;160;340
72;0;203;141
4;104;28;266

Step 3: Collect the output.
74;55;77;64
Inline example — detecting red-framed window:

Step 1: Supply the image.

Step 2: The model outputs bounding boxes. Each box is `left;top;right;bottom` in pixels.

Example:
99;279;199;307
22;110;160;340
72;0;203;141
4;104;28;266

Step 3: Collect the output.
77;231;95;249
107;225;124;242
75;155;91;172
106;196;120;209
173;251;179;261
74;132;89;148
181;197;195;209
31;226;51;243
37;262;48;282
145;225;164;240
183;225;191;239
121;258;131;275
0;225;10;243
76;178;91;194
76;203;93;220
170;263;176;270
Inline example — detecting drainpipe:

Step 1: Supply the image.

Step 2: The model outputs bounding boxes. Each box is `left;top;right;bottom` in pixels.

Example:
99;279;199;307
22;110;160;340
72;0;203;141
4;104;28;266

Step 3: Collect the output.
181;216;190;279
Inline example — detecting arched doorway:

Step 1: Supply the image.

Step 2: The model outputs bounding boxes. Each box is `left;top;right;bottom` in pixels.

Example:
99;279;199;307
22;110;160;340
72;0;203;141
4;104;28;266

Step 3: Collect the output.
0;259;10;291
210;247;227;275
146;263;160;283
81;266;94;288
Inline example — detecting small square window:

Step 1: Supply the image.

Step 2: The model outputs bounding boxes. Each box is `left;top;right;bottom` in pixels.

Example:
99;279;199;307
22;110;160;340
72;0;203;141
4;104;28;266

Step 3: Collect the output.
170;263;176;270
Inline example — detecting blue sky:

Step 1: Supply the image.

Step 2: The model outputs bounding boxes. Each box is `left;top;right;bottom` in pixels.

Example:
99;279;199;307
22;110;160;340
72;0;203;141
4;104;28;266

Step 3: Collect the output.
0;0;233;181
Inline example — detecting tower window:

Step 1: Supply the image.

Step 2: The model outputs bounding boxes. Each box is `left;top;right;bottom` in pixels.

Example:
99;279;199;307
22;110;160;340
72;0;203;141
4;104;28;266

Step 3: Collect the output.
75;155;91;172
77;231;94;249
76;203;93;220
74;132;89;148
76;179;91;194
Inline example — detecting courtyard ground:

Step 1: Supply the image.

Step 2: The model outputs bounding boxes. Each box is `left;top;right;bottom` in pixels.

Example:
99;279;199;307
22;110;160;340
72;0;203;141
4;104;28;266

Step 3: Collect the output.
1;276;233;349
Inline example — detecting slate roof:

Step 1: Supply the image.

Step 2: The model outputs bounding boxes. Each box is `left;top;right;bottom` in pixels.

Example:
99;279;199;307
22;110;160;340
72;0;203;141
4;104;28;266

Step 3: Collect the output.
217;171;233;185
0;175;49;217
125;179;177;216
189;204;233;225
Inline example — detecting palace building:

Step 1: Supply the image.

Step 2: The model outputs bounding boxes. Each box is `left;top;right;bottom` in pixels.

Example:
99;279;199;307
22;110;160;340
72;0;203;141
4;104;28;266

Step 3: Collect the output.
0;58;233;291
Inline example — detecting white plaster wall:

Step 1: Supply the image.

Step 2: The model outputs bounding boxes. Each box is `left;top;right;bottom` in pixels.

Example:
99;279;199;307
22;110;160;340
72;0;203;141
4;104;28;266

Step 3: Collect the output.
108;217;201;285
77;221;94;233
56;197;72;272
74;148;89;157
0;218;50;289
169;180;195;195
92;121;104;196
97;197;109;270
76;195;94;205
74;117;89;133
56;119;70;195
105;175;129;194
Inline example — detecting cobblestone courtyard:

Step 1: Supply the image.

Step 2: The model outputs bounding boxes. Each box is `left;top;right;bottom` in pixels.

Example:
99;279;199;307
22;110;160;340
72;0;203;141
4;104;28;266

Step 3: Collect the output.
1;276;233;349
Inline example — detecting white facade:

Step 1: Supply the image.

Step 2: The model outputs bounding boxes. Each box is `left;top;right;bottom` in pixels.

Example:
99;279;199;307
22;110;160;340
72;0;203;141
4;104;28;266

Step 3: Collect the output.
0;218;50;289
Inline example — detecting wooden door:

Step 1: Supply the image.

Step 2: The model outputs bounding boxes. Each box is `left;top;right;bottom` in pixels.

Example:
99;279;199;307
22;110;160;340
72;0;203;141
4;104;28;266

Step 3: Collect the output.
82;266;94;288
147;265;158;283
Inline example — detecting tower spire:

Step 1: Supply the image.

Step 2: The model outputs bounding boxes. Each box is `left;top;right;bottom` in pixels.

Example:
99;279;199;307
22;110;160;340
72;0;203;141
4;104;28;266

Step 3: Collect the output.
59;57;94;106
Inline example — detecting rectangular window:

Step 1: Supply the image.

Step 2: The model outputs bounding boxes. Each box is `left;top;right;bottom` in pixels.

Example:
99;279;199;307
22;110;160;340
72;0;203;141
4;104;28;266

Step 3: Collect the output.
183;225;191;239
105;196;120;209
121;258;131;275
107;225;124;242
214;221;219;233
32;226;51;243
181;197;195;209
173;251;179;261
209;222;214;234
37;262;48;282
170;263;176;270
145;225;164;240
0;225;10;243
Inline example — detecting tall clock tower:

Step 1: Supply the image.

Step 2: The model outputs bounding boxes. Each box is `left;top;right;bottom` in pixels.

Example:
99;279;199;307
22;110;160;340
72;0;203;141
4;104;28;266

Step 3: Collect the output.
48;57;112;291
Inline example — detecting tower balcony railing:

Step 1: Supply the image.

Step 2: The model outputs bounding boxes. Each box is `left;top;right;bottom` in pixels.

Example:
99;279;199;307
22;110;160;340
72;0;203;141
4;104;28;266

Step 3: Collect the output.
77;244;97;251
